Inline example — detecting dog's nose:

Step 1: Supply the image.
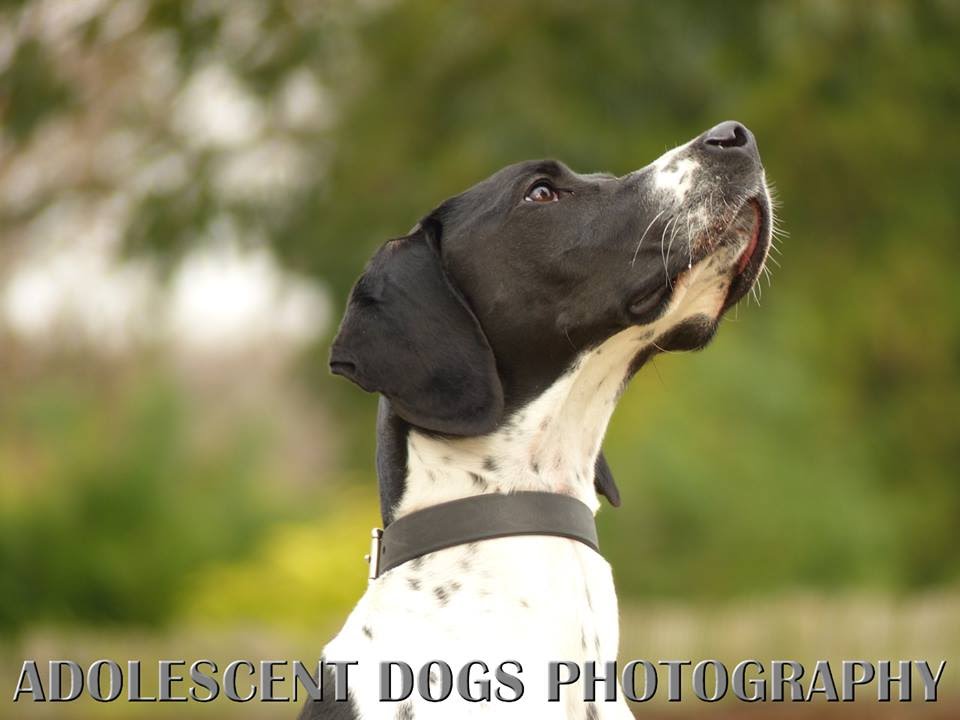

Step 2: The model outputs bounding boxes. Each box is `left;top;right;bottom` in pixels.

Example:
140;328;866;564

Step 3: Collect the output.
701;120;758;160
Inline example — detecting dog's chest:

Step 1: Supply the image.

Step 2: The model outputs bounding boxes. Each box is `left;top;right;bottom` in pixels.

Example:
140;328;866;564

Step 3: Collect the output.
325;536;620;718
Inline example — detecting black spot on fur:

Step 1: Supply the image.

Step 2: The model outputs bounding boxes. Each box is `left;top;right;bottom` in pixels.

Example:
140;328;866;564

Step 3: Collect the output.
483;456;498;472
531;459;540;474
362;625;373;639
396;702;414;720
426;470;436;483
586;702;599;720
412;557;424;571
580;628;588;651
434;586;449;605
407;577;421;591
470;472;488;490
450;581;462;592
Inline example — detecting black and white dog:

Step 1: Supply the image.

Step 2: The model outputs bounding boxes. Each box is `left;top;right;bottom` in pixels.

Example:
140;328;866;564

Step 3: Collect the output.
303;121;773;719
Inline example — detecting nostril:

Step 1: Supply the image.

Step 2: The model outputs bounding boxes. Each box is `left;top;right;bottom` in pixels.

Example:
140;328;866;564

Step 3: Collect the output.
704;121;750;149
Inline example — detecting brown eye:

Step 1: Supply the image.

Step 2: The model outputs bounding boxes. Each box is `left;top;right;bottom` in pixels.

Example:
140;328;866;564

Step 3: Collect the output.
524;182;559;203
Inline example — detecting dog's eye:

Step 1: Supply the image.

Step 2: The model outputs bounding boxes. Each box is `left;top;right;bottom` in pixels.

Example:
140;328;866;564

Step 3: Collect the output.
524;182;559;203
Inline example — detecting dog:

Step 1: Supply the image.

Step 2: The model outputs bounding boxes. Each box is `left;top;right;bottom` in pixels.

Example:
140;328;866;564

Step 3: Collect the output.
300;121;774;719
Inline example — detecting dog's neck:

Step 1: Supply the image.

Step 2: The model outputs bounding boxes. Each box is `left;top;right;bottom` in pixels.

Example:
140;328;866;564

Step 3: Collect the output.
388;326;645;521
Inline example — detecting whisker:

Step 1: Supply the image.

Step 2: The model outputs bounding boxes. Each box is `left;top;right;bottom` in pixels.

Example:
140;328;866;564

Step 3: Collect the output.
665;216;681;286
761;265;774;287
659;216;677;287
652;341;679;355
631;209;666;267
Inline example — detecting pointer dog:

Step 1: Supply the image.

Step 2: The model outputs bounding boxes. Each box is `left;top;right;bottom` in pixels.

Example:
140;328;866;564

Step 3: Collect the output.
302;121;774;719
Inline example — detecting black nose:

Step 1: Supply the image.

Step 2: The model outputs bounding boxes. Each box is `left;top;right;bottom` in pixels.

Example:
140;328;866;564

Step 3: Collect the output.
702;120;758;158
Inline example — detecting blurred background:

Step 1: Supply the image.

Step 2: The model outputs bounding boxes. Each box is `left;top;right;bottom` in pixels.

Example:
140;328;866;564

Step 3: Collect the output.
1;0;958;717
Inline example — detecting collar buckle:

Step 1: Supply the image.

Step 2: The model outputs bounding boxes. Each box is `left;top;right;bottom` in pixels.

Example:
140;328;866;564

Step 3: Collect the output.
364;528;384;582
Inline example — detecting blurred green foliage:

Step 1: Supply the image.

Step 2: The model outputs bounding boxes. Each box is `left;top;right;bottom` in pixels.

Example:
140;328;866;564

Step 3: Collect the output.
179;488;379;630
0;363;277;630
0;0;958;636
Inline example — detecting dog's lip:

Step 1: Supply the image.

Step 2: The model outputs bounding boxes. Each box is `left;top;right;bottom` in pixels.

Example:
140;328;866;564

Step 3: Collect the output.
722;195;771;311
735;200;763;275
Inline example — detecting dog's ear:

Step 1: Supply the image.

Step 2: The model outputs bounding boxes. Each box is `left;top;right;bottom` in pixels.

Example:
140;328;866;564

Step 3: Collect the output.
594;451;621;507
330;225;504;436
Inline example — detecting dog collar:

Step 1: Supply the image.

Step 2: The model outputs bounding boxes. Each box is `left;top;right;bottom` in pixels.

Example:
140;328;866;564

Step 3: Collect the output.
365;491;599;581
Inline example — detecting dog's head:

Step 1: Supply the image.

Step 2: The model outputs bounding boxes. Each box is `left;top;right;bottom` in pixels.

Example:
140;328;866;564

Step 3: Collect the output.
331;121;773;443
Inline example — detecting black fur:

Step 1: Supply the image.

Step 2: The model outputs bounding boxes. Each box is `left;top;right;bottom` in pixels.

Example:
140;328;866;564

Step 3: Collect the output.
331;227;503;437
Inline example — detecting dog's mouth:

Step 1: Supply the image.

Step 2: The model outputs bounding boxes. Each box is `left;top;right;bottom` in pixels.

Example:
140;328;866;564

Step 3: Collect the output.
671;195;771;310
627;193;771;325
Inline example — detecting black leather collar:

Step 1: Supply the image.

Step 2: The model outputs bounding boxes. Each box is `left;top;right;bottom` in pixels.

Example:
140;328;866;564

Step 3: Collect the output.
366;491;599;580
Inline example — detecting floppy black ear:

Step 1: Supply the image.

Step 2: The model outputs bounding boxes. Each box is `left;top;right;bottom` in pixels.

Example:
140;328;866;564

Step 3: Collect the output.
594;451;621;507
330;227;504;436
